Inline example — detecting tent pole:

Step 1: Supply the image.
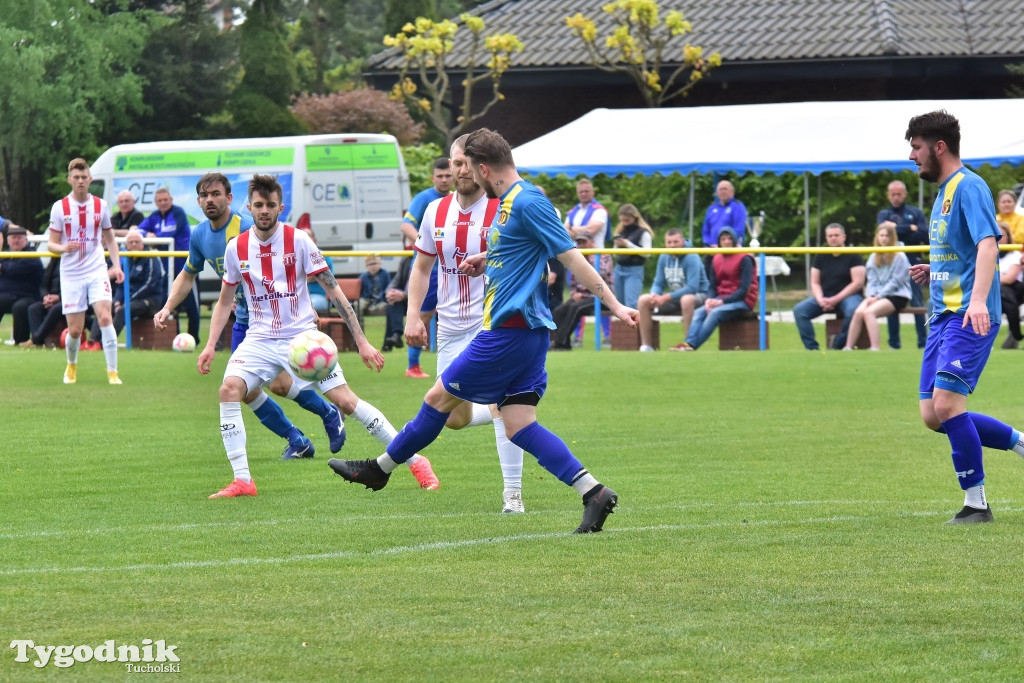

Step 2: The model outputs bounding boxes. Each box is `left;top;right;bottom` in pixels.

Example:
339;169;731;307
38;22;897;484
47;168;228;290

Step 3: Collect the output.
688;172;695;244
804;173;811;292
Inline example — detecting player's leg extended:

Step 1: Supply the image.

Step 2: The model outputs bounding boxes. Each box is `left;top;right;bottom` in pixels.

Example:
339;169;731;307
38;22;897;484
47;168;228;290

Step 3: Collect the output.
92;299;120;383
270;370;344;453
491;404;525;513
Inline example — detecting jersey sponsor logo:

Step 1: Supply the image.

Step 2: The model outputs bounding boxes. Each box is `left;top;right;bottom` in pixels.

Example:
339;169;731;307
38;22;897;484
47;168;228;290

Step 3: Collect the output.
310;251;325;266
433;228;445;239
261;276;276;292
251;291;297;303
239;261;250;272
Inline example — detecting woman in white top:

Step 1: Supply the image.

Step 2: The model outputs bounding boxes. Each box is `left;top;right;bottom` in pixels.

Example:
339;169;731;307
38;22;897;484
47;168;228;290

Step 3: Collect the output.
843;223;912;351
997;223;1024;349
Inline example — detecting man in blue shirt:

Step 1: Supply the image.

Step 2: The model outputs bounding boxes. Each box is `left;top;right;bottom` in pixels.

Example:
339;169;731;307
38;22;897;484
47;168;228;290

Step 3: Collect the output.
399;157;452;378
701;180;747;248
140;188;200;344
907;110;1024;524
330;128;639;534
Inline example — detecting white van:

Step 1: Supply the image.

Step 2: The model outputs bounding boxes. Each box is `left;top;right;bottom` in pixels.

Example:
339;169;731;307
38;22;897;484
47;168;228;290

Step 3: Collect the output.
90;133;411;300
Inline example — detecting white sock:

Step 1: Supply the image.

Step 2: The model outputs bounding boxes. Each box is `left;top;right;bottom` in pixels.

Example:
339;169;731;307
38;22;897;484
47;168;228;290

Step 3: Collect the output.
376;453;400;473
493;417;523;490
1011;432;1024;458
248;391;268;412
100;324;117;371
284;381;301;400
467;403;492;428
66;335;80;364
350;399;397;447
964;484;987;510
570;470;600;497
220;402;250;482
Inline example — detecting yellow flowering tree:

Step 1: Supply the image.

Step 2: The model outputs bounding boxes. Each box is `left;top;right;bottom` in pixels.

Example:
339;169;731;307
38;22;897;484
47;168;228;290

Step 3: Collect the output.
384;14;524;144
566;0;721;107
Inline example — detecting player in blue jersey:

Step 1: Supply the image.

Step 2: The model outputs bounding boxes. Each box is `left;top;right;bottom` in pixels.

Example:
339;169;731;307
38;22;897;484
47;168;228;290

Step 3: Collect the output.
399;157;452;378
330;128;639;533
906;110;1024;524
153;173;345;460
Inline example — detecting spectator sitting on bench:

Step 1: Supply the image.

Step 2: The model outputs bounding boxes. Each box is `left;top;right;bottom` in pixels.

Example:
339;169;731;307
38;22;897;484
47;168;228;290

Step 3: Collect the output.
359;255;390;315
842;223;912;351
85;229;165;348
793;223;866;350
550;234;614;350
637;228;708;352
677;227;756;351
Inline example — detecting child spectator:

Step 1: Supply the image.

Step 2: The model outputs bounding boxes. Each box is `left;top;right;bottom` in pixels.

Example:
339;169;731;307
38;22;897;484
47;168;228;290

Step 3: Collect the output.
359;255;390;315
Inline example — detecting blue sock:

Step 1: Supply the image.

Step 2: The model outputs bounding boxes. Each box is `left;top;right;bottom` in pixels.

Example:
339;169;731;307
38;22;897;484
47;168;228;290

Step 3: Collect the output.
386;402;449;464
509;421;583;485
294;388;333;420
967;412;1015;450
252;397;304;444
942;412;985;490
408;345;422;369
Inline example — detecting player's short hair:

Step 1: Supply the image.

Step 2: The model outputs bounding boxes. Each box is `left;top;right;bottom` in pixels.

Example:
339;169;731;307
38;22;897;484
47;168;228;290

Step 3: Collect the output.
906;110;961;157
432;156;450;171
450;134;469;156
463;128;513;169
68;158;90;173
248;174;282;202
197;172;231;195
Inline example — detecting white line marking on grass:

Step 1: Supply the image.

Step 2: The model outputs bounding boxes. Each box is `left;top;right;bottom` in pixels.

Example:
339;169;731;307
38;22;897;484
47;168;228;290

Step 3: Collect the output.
6;507;1021;577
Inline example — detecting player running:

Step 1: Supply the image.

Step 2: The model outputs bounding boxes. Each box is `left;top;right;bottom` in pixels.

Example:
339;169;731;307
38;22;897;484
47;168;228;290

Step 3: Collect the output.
47;158;124;385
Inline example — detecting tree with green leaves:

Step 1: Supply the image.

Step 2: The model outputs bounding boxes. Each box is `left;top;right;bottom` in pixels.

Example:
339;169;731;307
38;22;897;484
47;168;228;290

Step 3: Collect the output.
566;0;721;108
0;0;152;226
384;0;435;38
229;0;305;136
383;14;523;145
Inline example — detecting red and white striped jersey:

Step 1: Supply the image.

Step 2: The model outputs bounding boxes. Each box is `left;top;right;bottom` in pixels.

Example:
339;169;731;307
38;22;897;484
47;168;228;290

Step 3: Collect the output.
48;194;112;281
415;193;499;337
223;223;329;340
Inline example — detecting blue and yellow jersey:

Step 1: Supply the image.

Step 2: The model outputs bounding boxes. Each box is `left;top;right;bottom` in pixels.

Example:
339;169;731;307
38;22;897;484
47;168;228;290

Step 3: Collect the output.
184;211;254;324
403;187;447;229
482;181;575;330
927;167;1001;318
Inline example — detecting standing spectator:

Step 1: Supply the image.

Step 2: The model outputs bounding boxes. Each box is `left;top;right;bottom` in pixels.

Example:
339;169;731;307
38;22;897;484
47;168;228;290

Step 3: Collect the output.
995;189;1024;244
139;188;199;344
86;228;165;346
47;158;124;384
328;128;631;534
382;256;410;352
611;203;654;309
792;223;866;350
877;179;928;349
400;157;453;379
20;256;64;348
996;224;1024;349
905;109;1024;524
701;180;747;248
564;178;609;244
359;255;390;315
841;223;912;351
549;234;614;350
637;228;708;351
111;190;145;237
0;226;43;345
678;227;756;351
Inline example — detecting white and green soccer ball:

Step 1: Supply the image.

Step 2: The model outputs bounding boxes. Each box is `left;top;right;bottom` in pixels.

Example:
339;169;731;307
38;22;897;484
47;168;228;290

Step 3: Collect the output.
288;330;338;382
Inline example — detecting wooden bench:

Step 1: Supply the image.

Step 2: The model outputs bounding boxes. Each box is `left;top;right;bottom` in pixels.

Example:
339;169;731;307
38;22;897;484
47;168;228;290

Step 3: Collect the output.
131;317;179;350
719;314;769;350
318;317;358;352
825;306;928;349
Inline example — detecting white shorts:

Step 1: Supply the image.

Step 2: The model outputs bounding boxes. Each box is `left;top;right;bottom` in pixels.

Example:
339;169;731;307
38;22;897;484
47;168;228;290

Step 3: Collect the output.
61;272;112;314
225;337;347;394
436;326;482;377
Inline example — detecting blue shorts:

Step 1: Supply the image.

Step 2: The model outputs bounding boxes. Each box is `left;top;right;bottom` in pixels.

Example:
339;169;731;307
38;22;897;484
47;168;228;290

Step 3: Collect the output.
421;265;438;313
440;327;549;405
919;311;999;398
231;321;248;352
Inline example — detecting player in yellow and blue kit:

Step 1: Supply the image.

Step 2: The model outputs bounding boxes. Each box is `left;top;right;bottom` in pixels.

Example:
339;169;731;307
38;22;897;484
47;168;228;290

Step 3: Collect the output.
330;128;639;533
154;173;346;461
907;110;1024;524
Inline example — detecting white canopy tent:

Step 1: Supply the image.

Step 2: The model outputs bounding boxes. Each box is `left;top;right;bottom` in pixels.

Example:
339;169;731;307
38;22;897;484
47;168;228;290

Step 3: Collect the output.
513;99;1024;178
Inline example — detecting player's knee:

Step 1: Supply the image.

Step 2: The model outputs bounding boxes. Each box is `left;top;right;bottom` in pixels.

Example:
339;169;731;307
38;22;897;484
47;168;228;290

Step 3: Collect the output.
324;385;357;415
220;383;245;402
267;374;291;397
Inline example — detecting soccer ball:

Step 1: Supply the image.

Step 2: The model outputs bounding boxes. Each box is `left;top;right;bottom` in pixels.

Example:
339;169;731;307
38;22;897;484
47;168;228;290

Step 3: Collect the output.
172;333;197;352
59;328;86;349
288;330;338;382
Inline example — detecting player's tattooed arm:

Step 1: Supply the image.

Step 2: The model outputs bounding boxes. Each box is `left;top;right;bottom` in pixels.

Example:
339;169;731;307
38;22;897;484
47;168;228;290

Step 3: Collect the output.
318;270;369;344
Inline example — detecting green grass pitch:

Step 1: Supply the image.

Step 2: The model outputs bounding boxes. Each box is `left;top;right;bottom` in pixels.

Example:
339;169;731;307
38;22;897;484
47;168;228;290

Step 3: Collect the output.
2;319;1024;680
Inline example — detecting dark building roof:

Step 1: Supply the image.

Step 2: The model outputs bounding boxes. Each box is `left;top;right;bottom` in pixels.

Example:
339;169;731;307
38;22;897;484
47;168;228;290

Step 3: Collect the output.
367;0;1024;71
